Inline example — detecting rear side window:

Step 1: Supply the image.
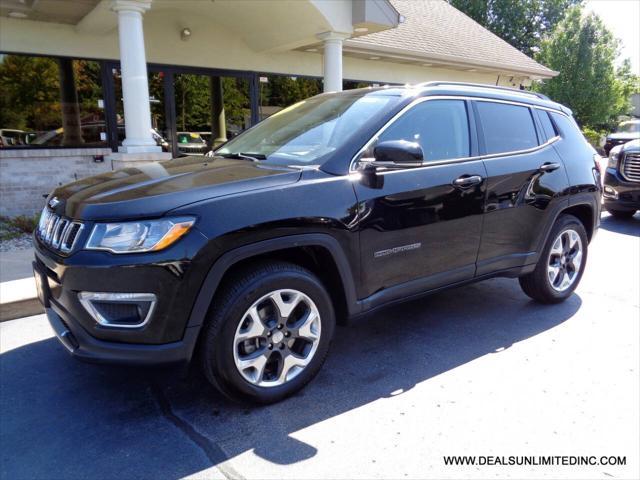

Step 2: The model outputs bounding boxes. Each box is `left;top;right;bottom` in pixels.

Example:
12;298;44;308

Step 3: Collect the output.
377;99;470;161
536;110;557;142
476;101;539;154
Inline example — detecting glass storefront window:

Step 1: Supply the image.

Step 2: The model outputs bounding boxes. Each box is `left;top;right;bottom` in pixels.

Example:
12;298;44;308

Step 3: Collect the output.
0;54;107;148
258;74;322;121
112;69;169;152
174;73;250;155
111;68;251;156
343;80;380;90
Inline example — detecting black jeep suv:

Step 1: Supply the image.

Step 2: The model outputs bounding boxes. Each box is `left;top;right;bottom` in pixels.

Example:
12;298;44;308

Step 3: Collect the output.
33;82;601;404
603;139;640;218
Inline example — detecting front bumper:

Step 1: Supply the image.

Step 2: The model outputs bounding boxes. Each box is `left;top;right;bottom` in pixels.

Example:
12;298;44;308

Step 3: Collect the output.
603;168;640;210
33;227;209;365
45;303;200;365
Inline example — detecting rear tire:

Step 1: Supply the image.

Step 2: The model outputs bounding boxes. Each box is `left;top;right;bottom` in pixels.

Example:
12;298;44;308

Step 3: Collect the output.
200;261;335;405
605;207;637;219
519;214;588;304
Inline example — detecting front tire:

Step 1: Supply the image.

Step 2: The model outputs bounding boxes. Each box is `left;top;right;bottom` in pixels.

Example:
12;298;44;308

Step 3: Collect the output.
605;207;637;219
519;214;588;304
200;261;335;404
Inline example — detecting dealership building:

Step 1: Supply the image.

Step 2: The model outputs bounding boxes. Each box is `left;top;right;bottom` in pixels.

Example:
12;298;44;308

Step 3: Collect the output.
0;0;557;216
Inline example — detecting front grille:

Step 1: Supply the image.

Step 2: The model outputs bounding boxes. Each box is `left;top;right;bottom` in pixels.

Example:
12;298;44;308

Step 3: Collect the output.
37;208;84;253
178;145;207;154
622;153;640;182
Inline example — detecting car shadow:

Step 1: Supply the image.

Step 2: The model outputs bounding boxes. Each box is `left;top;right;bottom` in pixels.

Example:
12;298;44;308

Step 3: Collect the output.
1;278;582;479
600;212;640;237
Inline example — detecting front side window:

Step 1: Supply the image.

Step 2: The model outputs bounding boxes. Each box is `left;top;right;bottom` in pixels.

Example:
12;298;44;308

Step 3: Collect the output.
476;101;538;155
376;99;470;161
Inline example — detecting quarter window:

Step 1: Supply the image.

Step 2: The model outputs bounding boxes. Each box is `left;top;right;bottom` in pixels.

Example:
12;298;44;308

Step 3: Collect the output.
476;101;538;154
377;99;470;161
550;112;587;144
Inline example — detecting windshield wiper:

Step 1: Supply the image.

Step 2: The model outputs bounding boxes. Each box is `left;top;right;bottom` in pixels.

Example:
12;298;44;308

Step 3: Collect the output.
218;152;267;162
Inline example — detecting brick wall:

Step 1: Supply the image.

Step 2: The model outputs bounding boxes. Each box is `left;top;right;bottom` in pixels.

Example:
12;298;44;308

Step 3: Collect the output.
0;148;114;217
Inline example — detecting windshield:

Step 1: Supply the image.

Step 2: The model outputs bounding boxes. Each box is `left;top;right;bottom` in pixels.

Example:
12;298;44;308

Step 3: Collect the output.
178;133;205;144
216;91;399;166
617;122;640;133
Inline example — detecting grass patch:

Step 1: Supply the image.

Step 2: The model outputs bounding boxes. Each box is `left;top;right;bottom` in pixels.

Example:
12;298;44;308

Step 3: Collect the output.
0;214;40;241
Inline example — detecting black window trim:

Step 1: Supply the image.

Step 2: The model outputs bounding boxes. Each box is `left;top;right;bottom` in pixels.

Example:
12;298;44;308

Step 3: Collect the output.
350;95;568;174
533;108;560;143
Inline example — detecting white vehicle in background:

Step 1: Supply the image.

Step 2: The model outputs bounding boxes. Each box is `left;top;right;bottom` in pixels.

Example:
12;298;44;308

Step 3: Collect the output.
0;129;28;147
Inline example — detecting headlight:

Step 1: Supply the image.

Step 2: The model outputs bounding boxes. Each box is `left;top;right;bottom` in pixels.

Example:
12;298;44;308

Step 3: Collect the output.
86;217;195;253
608;145;623;168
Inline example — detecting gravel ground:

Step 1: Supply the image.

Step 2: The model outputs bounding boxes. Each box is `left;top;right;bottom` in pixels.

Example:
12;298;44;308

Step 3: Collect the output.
0;234;34;252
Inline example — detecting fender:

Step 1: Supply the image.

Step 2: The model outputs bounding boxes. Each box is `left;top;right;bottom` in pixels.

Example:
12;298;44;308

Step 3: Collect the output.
534;198;598;265
185;233;360;332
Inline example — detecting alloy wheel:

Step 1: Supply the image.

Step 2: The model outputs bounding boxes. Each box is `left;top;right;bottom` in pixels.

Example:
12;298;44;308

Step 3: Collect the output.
547;228;583;292
232;289;321;387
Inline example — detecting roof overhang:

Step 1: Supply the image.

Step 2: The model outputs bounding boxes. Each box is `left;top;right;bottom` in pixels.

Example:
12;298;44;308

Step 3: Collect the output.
343;39;558;79
2;0;401;54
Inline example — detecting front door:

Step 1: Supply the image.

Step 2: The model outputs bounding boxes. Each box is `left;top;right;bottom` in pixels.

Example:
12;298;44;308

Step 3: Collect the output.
353;98;487;304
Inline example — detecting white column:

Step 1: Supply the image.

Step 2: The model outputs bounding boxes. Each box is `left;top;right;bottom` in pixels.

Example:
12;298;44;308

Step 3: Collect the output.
318;32;350;93
112;0;159;153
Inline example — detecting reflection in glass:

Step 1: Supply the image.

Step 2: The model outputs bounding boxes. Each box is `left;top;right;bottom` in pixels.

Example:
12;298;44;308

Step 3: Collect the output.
0;54;107;148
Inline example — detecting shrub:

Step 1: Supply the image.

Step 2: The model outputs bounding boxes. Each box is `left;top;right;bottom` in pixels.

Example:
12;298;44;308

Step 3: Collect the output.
582;126;605;150
0;213;40;240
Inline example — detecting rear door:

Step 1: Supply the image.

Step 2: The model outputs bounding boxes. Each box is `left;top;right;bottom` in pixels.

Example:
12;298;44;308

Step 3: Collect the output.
354;98;487;303
473;100;570;275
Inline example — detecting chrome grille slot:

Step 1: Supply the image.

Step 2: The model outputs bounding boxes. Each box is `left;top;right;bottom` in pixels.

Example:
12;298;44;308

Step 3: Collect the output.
622;153;640;182
37;208;84;254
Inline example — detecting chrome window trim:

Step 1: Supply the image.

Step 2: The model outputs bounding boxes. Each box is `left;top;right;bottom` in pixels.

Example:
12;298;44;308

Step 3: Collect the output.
77;292;157;329
349;95;568;173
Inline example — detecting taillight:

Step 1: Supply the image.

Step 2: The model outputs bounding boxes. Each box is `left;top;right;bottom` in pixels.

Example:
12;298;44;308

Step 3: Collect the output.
593;153;603;188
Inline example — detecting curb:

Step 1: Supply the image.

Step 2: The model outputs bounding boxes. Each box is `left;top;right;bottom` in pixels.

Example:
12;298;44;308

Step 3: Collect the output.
0;278;44;322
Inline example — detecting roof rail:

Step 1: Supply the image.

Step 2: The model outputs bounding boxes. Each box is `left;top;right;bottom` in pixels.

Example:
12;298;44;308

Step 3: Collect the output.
415;81;550;101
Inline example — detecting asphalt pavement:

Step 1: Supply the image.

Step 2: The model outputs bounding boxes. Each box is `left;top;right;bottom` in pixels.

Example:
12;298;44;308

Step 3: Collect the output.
1;213;638;480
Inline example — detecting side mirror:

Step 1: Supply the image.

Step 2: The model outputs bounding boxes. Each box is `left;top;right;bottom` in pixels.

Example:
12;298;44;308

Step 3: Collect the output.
373;140;424;169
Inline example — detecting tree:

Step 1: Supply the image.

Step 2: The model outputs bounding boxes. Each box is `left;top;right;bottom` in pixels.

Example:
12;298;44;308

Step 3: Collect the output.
0;55;61;131
535;6;637;129
449;0;581;56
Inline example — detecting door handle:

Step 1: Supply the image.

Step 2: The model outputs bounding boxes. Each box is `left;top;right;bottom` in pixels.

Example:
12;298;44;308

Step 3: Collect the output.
453;175;483;188
539;162;561;172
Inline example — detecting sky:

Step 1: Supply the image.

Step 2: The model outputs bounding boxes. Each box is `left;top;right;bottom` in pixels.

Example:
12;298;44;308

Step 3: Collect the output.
584;0;640;75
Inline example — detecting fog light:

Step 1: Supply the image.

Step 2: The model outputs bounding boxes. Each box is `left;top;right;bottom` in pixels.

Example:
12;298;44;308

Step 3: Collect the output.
78;292;156;328
603;186;618;199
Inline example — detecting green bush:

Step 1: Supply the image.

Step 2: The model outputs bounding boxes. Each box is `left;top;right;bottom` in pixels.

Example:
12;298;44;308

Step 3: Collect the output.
582;127;605;150
0;214;40;241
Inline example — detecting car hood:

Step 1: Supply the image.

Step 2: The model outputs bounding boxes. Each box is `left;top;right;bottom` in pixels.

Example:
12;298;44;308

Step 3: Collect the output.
621;139;640;152
607;132;640;141
49;156;302;221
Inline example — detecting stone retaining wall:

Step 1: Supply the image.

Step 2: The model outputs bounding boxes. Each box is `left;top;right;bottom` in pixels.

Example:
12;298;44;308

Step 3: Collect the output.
0;148;113;217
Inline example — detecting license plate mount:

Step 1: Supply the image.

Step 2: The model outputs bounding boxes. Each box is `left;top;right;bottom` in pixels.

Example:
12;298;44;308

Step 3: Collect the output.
32;263;50;308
